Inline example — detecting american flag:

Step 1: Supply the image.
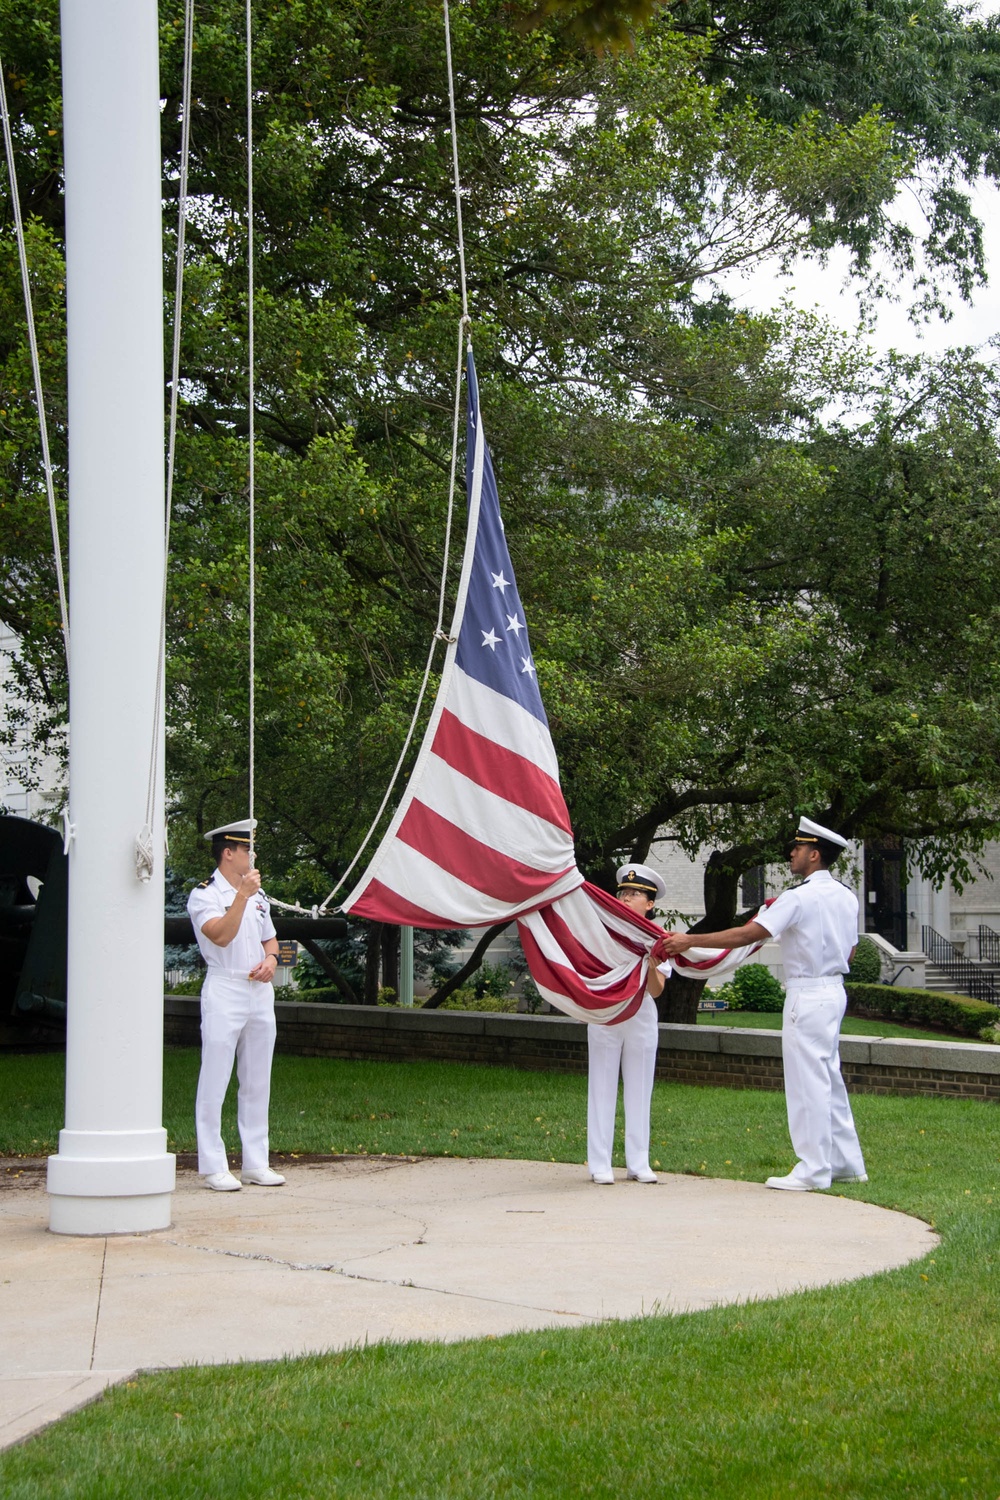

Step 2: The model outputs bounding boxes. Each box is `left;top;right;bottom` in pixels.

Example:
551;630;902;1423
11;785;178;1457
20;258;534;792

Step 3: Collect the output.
342;348;756;1022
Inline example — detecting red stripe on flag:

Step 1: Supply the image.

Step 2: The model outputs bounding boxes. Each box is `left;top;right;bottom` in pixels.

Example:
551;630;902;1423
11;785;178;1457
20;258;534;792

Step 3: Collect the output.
397;799;575;904
533;903;620;980
674;946;762;972
517;921;645;1022
584;881;663;938
433;709;572;834
347;879;460;930
582;880;661;955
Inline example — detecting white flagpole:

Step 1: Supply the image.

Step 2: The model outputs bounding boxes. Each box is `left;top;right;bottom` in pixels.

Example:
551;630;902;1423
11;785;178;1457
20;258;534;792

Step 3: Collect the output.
47;0;174;1234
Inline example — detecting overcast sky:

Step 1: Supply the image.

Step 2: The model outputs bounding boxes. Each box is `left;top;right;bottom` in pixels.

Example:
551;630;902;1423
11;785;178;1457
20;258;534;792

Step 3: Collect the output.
717;0;1000;360
718;178;1000;360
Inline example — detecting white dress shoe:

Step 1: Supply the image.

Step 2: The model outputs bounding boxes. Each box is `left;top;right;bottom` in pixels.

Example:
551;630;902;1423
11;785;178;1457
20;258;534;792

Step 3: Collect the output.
765;1172;818;1191
204;1171;241;1192
626;1169;659;1184
241;1167;286;1186
832;1172;868;1183
590;1170;615;1185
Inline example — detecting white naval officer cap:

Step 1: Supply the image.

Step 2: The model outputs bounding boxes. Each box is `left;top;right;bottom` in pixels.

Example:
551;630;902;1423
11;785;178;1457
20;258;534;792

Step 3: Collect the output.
616;862;667;901
792;816;849;851
204;818;257;845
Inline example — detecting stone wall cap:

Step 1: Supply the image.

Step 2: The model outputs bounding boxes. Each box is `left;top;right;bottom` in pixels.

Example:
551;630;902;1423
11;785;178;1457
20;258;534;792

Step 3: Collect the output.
164;995;199;1016
275;1001;391;1030
483;1014;582;1040
658;1023;721;1053
837;1037;871;1064
718;1028;783;1057
868;1037;1000;1073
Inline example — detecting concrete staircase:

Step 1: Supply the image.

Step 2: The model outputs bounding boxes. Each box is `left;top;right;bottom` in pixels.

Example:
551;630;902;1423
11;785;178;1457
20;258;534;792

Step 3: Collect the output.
921;926;1000;1003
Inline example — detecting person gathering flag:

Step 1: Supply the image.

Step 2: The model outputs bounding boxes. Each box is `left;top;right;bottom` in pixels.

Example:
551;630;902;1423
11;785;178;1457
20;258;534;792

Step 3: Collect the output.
342;347;759;1022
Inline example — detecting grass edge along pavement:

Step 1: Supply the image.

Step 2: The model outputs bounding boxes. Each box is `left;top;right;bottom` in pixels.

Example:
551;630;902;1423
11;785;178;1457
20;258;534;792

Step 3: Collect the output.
2;1054;1000;1496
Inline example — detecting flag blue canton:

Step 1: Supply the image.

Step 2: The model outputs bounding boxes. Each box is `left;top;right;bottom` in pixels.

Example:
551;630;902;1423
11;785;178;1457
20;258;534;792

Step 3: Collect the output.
454;351;549;726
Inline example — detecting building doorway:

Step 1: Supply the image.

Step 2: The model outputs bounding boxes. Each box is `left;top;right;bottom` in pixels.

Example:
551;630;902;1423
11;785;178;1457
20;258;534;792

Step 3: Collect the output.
864;837;907;949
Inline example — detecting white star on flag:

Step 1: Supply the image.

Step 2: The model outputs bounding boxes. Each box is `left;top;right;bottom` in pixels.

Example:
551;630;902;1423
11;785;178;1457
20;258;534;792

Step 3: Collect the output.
506;614;524;636
491;570;510;594
520;656;536;677
481;628;501;651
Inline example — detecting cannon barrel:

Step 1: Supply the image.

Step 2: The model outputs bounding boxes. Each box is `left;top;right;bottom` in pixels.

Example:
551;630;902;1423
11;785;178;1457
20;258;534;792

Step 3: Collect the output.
165;914;347;945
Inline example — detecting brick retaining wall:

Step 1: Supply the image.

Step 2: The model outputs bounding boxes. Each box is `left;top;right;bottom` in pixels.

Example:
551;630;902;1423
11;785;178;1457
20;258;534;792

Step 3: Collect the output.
164;998;1000;1102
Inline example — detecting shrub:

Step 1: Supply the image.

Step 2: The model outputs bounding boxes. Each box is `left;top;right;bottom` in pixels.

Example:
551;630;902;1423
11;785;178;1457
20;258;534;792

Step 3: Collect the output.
848;936;883;985
708;982;736;1009
520;979;545;1014
439;989;518;1013
726;963;785;1013
473;962;518;1000
845;982;1000;1038
281;987;350;1006
167;975;204;996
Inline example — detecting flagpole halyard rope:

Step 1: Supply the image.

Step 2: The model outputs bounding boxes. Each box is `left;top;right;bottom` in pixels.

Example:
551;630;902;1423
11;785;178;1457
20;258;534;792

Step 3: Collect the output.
137;0;195;880
0;50;70;663
443;0;469;323
246;0;256;870
290;0;471;918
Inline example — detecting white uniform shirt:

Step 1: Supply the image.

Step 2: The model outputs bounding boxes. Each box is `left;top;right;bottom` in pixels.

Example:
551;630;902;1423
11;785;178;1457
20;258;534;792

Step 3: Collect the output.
648;959;671;995
187;869;277;977
756;870;859;980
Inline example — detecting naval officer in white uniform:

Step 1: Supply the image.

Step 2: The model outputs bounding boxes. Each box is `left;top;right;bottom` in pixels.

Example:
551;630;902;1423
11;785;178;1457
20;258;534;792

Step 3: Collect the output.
660;817;866;1191
587;864;670;1185
187;819;286;1191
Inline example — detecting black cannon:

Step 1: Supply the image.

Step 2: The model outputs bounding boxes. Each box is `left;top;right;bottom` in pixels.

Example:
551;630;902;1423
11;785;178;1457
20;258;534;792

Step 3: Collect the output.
0;814;347;1044
0;815;68;1040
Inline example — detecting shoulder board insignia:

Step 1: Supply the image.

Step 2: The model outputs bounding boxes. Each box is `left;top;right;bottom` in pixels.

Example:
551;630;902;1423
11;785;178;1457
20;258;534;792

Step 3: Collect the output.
198;879;211;888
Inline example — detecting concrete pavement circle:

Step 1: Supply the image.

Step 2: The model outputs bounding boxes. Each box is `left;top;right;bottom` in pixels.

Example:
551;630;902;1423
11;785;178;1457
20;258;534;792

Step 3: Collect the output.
0;1156;937;1449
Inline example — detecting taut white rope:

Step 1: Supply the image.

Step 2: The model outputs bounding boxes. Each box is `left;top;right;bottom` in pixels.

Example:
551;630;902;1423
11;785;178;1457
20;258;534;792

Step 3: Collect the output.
0;48;69;663
246;0;257;870
137;0;195;881
302;0;472;917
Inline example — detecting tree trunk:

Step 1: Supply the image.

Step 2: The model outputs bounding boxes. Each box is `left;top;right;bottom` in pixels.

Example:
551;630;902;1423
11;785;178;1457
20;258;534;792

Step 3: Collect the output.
423;922;510;1008
298;938;357;1004
381;924;400;999
656;969;707;1024
656;846;760;1023
363;922;383;1005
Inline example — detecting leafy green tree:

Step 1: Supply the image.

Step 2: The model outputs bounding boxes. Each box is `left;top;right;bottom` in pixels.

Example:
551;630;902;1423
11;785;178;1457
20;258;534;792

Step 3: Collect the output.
2;0;1000;1013
533;0;1000;308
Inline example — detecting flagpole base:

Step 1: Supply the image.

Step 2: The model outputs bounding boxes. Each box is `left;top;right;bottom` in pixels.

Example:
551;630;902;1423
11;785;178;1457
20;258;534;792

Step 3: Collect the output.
47;1129;175;1235
48;1193;173;1236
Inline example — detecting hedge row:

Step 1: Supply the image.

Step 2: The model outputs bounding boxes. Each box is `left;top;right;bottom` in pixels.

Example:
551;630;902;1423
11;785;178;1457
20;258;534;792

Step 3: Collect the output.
845;982;1000;1038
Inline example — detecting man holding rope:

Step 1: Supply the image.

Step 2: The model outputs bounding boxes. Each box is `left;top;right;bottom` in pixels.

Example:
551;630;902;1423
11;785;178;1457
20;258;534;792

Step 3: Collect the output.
187;819;285;1192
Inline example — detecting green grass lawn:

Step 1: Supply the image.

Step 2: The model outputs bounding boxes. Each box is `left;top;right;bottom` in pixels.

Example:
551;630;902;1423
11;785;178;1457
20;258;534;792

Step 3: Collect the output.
696;1010;986;1042
2;1051;999;1497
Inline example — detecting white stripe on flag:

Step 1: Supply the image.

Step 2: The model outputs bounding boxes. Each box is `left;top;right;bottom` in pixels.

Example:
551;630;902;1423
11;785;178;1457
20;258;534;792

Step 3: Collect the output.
519;908;644;995
448;667;561;781
371;839;583;925
419;754;575;872
526;982;640;1026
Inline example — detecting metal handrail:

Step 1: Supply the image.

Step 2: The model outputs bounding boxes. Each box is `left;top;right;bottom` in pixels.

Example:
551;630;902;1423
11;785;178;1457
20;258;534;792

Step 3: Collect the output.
922;926;1000;1004
978;924;1000;967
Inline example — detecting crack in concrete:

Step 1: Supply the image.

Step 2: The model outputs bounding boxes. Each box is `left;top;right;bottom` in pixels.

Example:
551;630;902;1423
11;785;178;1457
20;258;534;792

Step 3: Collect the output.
164;1240;343;1273
169;1237;592;1321
88;1239;108;1372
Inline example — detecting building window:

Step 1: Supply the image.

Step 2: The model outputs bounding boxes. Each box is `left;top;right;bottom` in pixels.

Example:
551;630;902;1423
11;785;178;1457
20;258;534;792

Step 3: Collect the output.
741;865;765;910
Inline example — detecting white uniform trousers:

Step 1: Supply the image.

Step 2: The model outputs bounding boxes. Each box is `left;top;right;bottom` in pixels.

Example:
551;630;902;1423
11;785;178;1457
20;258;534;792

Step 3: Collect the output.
781;977;866;1189
196;972;277;1175
587;992;658;1178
